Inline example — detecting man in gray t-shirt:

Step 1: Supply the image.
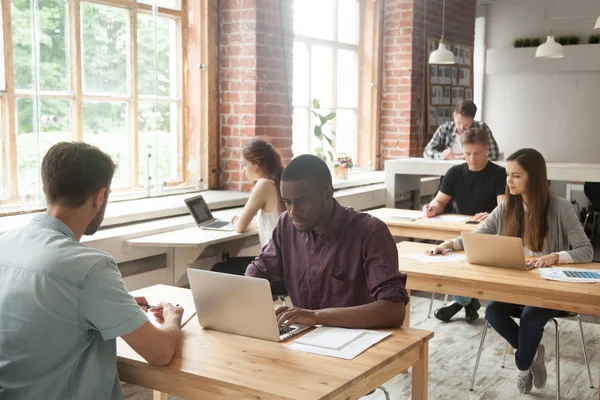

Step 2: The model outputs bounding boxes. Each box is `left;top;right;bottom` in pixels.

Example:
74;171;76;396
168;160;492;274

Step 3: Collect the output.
0;142;184;400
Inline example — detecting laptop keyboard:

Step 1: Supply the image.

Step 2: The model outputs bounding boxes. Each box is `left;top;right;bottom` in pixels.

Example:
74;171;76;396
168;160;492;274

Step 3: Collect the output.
279;326;295;336
205;220;229;229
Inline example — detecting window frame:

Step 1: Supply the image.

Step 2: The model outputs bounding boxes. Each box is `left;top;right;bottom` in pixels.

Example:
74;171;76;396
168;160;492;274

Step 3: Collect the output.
0;0;191;211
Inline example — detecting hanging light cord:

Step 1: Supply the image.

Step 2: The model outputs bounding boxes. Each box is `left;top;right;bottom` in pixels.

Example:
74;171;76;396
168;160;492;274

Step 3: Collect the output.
441;0;446;40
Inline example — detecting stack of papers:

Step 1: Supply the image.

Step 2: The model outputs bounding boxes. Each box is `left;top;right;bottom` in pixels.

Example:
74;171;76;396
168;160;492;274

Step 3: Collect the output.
539;267;600;283
288;327;391;360
431;215;470;223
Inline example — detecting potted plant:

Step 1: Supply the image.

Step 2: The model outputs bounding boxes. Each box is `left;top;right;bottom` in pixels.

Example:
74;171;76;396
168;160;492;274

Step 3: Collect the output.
558;36;569;45
531;38;542;47
589;34;600;44
311;99;335;163
333;153;353;180
522;38;532;47
568;35;580;45
514;38;524;48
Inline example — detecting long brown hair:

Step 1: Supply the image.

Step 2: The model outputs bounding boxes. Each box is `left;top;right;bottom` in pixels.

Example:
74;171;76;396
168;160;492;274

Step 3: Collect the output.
501;148;550;252
242;138;286;213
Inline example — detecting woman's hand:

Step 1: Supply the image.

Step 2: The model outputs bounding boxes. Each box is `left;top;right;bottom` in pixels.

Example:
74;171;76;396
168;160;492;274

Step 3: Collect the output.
425;241;453;256
231;215;239;224
528;253;560;268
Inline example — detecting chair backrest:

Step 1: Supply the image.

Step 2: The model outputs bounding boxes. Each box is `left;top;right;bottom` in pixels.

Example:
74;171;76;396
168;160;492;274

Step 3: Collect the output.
584;182;600;211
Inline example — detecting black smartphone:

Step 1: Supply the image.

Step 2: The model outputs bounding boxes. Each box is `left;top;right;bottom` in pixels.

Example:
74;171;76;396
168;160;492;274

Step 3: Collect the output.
465;220;480;225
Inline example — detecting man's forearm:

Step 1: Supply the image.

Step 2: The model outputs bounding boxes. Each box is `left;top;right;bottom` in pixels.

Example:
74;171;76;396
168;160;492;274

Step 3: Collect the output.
314;300;406;329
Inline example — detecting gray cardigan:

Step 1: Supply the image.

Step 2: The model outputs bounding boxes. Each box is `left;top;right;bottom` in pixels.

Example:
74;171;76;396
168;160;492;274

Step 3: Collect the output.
454;195;593;263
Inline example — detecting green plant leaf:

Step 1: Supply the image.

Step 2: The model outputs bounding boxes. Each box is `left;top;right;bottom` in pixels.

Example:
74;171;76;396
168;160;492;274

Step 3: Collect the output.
312;99;321;109
315;146;323;154
311;110;321;120
323;134;334;147
327;151;334;162
324;112;336;122
313;125;322;139
330;129;336;137
318;115;327;125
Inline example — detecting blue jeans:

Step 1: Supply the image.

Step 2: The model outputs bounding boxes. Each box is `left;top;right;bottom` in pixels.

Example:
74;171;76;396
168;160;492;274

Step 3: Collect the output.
485;301;561;370
453;296;472;307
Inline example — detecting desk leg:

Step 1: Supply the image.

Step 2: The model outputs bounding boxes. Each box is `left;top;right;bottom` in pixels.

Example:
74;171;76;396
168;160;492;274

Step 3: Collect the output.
404;290;411;327
412;341;429;400
172;246;206;287
153;391;168;400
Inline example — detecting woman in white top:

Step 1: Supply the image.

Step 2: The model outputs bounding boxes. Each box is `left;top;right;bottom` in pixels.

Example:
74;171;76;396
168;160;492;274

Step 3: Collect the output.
428;148;593;395
212;138;286;296
233;138;285;247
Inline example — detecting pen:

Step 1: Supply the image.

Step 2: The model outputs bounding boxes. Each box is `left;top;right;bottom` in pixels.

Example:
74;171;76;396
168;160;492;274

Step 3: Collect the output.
140;303;180;309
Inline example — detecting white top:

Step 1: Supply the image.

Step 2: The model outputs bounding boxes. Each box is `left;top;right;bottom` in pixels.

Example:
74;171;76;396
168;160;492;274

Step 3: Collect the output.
257;207;280;248
449;134;463;154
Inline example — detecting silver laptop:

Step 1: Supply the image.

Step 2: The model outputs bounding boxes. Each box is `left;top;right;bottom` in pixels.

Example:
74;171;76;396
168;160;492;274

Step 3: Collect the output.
187;269;309;341
184;194;234;231
462;231;534;271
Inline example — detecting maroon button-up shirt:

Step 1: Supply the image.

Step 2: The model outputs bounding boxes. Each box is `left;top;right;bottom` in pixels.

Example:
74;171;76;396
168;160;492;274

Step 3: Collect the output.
245;200;409;310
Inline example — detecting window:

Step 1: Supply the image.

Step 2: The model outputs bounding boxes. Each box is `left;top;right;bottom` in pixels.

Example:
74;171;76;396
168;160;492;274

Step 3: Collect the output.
292;0;360;162
0;0;185;212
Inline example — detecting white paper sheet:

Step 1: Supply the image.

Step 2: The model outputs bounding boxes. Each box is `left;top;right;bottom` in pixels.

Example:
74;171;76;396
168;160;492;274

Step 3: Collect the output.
405;253;467;263
389;211;425;221
130;288;196;327
431;215;470;223
294;327;366;350
539;267;600;283
289;330;391;360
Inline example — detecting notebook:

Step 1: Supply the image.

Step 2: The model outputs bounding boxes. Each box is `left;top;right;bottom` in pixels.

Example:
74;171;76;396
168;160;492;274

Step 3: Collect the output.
294;327;366;350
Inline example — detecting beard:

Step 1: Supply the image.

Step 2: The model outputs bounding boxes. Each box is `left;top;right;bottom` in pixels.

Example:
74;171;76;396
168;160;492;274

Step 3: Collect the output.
84;195;108;236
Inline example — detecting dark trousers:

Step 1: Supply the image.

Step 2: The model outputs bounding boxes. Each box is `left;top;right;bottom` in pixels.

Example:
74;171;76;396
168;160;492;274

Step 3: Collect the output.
485;301;561;370
211;257;287;297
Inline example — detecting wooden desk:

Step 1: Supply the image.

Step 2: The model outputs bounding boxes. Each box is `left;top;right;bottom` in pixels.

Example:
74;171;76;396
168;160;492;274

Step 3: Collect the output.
117;285;434;400
368;208;477;241
384;158;600;208
396;241;600;323
126;210;258;286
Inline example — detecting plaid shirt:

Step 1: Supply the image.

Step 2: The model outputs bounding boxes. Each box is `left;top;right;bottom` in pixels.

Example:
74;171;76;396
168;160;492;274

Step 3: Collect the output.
423;121;500;161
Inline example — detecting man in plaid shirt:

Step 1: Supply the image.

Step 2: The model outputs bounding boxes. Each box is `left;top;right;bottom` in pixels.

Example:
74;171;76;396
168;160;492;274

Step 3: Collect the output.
423;100;500;161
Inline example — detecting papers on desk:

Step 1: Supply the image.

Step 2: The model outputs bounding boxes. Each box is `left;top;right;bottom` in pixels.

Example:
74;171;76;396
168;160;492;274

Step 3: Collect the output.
389;211;425;221
130;288;197;328
539;267;600;283
431;215;470;223
288;327;391;360
405;253;466;263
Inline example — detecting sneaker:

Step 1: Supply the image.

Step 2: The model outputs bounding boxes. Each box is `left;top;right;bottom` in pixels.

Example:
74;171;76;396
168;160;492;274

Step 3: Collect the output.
433;301;463;322
531;344;547;389
464;298;481;323
516;370;533;394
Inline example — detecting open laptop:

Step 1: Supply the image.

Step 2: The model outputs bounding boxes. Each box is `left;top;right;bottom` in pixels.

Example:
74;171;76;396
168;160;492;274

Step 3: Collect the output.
184;194;234;231
462;231;534;271
187;269;309;341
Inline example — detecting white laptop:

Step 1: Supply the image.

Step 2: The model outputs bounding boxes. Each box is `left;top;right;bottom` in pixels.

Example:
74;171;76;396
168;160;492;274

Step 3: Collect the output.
462;231;534;271
184;194;234;231
187;269;309;341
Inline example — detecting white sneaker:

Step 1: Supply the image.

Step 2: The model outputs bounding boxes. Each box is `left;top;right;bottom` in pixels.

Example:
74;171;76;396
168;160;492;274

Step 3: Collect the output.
516;370;533;394
531;344;547;389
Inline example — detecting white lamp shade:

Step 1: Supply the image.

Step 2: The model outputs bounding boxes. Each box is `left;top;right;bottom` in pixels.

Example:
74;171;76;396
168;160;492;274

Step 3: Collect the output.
535;35;564;59
428;41;456;64
594;15;600;32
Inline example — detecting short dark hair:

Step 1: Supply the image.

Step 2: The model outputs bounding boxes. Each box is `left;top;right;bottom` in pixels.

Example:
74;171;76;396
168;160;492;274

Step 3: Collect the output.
454;100;477;118
461;127;489;147
42;142;116;207
281;154;332;190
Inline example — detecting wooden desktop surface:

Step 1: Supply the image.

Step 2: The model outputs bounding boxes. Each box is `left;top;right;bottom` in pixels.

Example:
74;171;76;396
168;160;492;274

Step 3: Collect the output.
117;285;434;400
397;241;600;317
368;208;478;241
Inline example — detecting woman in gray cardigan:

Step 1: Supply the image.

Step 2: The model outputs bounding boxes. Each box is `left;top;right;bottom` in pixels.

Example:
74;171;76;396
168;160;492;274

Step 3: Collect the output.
428;148;593;395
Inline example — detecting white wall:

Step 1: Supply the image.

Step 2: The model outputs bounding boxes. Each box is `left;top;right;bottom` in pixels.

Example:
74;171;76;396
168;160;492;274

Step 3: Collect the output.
480;0;600;163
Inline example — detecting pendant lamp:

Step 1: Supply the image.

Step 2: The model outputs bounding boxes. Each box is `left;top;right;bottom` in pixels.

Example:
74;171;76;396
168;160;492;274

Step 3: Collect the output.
429;0;456;65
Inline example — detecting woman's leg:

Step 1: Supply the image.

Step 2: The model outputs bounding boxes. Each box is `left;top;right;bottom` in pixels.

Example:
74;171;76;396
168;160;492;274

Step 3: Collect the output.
484;301;522;349
515;306;561;371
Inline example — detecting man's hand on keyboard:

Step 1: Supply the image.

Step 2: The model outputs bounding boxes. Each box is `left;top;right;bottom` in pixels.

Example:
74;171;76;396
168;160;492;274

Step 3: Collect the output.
275;305;317;329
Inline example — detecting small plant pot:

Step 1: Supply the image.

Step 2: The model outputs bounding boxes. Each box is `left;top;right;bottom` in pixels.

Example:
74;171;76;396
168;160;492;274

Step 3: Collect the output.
514;39;524;48
568;36;580;45
558;37;569;46
531;38;542;47
333;167;349;180
589;35;600;44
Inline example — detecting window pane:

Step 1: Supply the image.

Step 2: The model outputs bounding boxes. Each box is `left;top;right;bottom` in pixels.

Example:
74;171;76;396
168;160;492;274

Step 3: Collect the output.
337;49;357;108
138;14;177;97
138;101;179;187
293;0;334;40
334;109;357;163
81;3;129;94
137;0;181;11
12;0;69;91
310;107;333;155
311;46;332;108
292;107;309;157
0;101;4;199
338;0;359;44
82;101;129;187
292;42;308;107
0;5;5;91
16;98;71;198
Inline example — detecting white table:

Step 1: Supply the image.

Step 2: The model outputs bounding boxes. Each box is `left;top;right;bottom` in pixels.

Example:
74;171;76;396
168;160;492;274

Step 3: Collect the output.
126;209;258;286
384;158;600;208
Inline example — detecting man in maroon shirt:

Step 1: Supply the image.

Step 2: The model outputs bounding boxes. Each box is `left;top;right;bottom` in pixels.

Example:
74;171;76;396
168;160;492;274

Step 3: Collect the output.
245;155;408;329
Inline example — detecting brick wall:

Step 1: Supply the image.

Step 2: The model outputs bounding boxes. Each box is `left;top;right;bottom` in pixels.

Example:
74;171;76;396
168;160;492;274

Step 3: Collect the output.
380;0;476;161
219;0;294;191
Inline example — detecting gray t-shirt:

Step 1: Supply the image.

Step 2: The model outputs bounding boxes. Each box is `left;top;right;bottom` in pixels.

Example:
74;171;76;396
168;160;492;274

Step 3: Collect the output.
0;214;148;400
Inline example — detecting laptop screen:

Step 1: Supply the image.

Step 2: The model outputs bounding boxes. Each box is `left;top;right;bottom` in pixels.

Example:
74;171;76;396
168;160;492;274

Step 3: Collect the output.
185;195;213;225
